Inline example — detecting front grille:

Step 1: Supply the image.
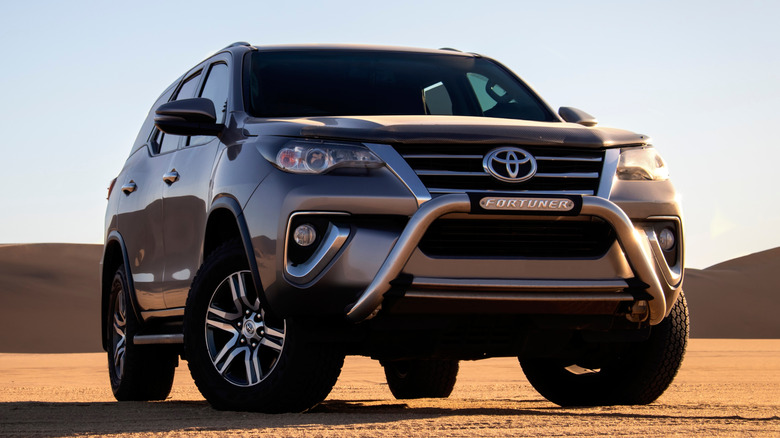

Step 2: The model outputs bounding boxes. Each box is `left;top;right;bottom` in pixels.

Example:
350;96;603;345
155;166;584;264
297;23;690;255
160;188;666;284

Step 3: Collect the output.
392;144;604;195
418;218;616;258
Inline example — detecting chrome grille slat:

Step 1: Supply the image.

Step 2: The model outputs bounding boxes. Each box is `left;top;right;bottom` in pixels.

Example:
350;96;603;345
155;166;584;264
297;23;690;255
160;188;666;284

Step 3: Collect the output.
535;156;603;163
414;171;599;179
534;172;599;179
427;188;595;195
415;170;490;177
402;154;484;159
393;144;605;194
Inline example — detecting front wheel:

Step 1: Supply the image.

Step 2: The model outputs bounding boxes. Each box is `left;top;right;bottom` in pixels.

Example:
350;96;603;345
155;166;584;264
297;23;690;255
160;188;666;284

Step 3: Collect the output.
184;239;344;413
520;291;689;406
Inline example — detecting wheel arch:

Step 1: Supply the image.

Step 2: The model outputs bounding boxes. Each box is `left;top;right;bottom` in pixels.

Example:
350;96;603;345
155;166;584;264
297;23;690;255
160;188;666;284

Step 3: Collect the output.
205;196;269;312
101;231;136;351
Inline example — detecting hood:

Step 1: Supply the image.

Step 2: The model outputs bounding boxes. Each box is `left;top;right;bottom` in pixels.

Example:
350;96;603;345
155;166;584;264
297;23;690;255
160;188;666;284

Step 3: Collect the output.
245;115;650;149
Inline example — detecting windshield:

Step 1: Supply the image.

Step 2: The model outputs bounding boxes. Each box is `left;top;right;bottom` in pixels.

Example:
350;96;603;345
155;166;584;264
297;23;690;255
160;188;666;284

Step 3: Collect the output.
245;50;555;122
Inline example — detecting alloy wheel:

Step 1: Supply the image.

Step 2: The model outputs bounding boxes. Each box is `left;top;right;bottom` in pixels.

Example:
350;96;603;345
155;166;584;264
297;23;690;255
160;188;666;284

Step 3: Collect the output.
204;270;285;386
112;288;127;379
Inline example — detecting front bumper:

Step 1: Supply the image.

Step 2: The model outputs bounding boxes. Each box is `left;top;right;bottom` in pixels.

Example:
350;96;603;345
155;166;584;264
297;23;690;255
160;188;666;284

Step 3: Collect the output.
344;193;682;325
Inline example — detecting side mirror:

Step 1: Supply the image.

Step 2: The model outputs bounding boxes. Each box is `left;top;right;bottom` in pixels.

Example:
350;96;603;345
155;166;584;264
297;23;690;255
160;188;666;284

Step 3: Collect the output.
154;98;224;136
558;107;598;127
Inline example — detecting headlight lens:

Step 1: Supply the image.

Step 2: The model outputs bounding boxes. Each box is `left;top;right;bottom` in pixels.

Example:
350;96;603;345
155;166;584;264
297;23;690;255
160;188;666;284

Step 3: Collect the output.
616;146;669;181
273;140;383;174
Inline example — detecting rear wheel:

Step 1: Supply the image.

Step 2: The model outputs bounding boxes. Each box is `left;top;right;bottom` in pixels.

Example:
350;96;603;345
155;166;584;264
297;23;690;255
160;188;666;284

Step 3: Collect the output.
184;239;344;412
520;292;689;406
107;265;177;401
382;359;459;399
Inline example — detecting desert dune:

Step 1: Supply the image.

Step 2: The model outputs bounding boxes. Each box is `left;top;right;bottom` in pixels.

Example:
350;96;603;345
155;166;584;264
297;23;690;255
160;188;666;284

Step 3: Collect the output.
0;244;102;353
1;244;779;435
684;247;780;338
1;243;778;353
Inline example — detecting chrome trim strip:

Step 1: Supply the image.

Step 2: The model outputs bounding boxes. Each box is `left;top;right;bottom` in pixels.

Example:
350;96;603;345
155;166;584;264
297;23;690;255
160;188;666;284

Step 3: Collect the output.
140;307;184;320
283;212;350;285
534;172;599;179
402;154;483;159
598;148;620;199
345;193;471;321
133;334;184;345
580;196;667;324
415;170;488;177
411;277;628;292
415;170;598;179
285;223;350;283
643;216;684;287
404;290;635;302
402;154;602;163
365;143;432;207
427;188;594;195
535;156;603;163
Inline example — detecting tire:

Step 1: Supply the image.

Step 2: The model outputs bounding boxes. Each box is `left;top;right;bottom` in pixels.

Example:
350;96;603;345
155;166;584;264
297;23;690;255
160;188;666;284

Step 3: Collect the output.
382;359;459;399
107;265;177;401
520;291;689;407
184;239;344;413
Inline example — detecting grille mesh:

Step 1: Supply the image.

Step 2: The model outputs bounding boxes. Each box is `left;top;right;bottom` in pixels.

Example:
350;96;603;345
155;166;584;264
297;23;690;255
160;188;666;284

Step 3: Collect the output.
418;218;616;258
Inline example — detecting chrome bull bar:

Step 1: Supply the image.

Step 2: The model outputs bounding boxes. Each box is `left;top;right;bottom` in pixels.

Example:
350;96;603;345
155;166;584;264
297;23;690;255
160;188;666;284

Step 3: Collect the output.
345;193;669;325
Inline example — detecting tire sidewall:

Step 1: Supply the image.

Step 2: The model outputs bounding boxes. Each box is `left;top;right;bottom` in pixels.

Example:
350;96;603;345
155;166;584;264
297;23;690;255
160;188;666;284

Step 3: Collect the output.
184;242;292;411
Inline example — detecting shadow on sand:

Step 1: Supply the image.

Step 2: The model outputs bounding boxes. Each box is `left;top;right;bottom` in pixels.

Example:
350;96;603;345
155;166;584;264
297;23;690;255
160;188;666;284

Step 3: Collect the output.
1;398;777;437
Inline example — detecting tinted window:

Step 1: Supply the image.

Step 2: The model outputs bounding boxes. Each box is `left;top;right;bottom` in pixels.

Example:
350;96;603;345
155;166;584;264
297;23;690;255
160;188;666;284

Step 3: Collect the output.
155;72;202;154
189;63;229;146
200;63;229;124
246;51;554;122
132;85;175;156
423;81;453;115
176;72;202;100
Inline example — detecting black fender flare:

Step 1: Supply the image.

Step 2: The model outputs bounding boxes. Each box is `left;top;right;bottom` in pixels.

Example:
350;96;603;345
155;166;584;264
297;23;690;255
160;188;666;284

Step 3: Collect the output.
101;230;142;351
207;196;272;315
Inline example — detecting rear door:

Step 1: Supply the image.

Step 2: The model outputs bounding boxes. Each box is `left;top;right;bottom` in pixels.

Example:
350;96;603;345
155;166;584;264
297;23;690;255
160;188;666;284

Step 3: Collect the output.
115;88;176;311
116;69;203;311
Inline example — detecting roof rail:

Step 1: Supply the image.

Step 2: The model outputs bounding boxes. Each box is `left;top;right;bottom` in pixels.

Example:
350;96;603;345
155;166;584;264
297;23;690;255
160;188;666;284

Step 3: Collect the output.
438;47;462;52
221;41;251;50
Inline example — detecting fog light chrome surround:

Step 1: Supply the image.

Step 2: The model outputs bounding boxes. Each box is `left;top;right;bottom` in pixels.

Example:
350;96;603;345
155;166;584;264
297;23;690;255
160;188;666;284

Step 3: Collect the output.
284;212;351;285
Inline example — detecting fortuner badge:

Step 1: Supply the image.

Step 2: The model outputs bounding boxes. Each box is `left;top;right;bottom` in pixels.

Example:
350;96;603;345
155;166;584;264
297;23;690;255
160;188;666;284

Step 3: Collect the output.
479;197;575;212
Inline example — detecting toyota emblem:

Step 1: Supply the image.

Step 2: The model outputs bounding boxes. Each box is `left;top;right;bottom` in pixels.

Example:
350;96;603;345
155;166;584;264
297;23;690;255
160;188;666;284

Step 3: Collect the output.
482;147;537;183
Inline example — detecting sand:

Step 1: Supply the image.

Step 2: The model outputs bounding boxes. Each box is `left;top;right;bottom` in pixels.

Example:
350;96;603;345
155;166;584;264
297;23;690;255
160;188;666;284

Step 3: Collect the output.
0;339;778;437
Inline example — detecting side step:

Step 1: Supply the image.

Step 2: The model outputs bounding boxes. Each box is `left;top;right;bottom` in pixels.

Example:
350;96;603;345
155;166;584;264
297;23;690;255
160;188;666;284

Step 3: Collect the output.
133;334;184;345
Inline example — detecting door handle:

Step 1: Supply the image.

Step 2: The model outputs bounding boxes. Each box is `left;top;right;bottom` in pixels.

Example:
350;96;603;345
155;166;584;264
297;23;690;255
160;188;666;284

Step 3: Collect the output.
121;181;137;194
163;170;179;185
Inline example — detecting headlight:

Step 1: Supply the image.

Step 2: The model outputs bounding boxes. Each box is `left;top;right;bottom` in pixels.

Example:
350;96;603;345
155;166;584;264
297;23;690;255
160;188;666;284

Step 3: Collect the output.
616;146;669;181
272;140;383;174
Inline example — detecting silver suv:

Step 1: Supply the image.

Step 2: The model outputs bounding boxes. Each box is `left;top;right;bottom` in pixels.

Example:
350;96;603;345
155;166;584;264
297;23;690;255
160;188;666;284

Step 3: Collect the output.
101;43;688;412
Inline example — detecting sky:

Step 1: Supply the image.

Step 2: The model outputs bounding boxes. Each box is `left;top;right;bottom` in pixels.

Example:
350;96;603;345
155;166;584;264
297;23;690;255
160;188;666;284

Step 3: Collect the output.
0;0;778;269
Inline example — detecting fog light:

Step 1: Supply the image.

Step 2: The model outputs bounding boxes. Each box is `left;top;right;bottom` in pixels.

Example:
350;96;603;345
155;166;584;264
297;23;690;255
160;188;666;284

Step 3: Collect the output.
293;224;317;247
659;228;675;251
